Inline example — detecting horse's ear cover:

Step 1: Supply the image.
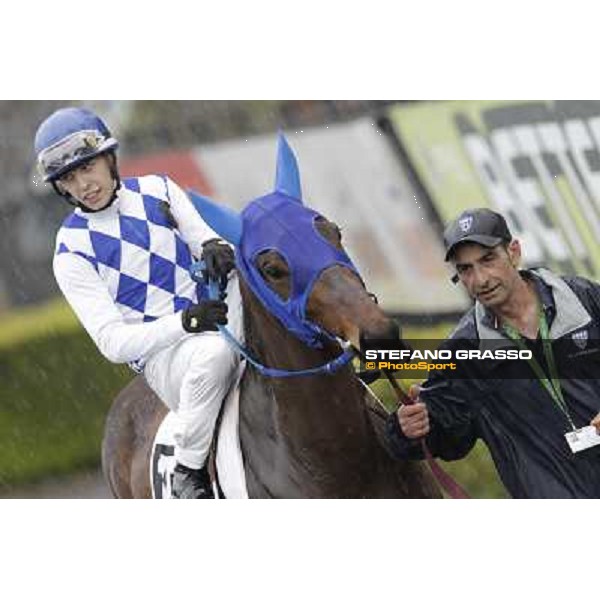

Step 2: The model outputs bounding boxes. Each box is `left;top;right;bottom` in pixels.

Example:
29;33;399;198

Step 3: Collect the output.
187;132;301;244
189;134;360;348
274;132;303;202
187;189;243;246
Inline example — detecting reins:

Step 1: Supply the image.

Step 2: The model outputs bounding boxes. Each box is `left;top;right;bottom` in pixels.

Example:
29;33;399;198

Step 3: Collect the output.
216;322;355;378
193;262;355;378
380;369;470;499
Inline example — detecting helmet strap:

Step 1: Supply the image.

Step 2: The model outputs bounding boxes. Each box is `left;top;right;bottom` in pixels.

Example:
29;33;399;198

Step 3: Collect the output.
51;181;79;207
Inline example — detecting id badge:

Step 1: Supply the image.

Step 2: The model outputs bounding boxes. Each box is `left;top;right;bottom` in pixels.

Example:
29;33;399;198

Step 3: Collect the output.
565;425;600;454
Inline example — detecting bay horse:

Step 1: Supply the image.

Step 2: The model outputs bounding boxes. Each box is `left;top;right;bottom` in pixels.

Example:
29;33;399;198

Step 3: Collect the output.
101;135;440;498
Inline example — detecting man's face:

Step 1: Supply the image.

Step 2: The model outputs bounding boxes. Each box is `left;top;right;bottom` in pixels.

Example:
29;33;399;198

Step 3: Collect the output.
451;241;522;308
57;155;115;211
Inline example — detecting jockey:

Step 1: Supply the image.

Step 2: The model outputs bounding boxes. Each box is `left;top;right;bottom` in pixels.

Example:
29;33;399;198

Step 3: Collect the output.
35;107;243;499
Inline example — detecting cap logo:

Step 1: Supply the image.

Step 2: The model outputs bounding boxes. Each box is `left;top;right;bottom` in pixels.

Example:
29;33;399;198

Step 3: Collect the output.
459;216;473;233
572;329;588;350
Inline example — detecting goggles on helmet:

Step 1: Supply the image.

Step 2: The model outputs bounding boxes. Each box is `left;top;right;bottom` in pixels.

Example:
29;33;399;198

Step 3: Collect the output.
37;129;117;182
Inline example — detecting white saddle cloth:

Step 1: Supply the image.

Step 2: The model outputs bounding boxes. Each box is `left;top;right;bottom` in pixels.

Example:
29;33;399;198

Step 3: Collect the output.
150;362;249;499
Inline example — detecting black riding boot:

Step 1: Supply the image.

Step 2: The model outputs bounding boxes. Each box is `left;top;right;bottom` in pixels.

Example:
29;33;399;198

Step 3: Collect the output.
172;463;214;499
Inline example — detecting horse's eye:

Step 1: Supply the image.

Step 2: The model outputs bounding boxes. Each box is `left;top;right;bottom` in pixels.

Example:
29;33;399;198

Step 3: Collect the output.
263;264;286;279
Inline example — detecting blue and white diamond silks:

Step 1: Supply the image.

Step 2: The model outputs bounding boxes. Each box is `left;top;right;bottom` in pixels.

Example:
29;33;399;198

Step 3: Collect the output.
56;175;207;325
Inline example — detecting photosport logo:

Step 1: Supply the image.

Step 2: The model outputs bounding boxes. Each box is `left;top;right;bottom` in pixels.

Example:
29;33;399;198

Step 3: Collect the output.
360;338;600;380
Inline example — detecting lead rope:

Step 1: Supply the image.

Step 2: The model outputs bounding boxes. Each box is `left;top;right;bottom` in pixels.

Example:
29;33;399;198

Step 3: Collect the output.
381;370;471;499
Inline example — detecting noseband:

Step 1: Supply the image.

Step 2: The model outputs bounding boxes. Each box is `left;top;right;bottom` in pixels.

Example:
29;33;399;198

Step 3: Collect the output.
190;261;356;378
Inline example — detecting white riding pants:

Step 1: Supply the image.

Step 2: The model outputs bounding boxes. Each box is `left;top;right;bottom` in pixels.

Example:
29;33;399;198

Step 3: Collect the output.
143;274;244;469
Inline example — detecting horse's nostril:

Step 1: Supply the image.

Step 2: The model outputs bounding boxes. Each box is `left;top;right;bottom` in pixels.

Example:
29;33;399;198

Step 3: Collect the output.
359;320;400;349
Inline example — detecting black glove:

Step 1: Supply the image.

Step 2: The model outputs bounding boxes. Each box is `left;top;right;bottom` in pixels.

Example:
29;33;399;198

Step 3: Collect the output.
201;238;235;292
182;300;228;333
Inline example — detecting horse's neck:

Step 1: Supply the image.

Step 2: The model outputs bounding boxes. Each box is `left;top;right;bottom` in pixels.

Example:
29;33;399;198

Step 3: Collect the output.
238;281;382;492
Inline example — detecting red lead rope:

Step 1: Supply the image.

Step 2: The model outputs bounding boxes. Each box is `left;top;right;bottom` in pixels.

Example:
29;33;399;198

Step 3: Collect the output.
383;372;471;499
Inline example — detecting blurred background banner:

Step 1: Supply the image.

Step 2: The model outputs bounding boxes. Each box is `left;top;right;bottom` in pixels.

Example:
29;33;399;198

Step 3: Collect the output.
166;119;460;313
387;100;600;280
119;121;460;313
3;99;599;497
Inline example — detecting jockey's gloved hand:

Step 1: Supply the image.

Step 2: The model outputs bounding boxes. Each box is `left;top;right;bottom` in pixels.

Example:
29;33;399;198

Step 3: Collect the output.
201;238;235;292
182;300;228;333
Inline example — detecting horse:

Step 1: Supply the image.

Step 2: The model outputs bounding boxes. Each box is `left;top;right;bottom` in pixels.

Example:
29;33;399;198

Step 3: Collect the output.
101;135;440;498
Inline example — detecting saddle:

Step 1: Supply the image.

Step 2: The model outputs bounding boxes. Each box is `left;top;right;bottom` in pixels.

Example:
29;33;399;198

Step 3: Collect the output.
149;363;392;499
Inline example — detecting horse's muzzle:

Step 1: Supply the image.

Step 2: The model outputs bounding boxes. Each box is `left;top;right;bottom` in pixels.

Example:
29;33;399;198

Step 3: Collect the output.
358;319;400;348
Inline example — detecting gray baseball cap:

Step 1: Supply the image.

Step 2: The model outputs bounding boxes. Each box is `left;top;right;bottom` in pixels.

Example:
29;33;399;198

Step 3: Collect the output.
443;208;512;261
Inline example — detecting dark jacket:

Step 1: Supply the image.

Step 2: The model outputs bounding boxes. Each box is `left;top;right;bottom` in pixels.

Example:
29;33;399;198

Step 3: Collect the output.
386;268;600;498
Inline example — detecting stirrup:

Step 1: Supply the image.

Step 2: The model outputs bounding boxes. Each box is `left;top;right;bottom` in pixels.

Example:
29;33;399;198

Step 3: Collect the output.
172;463;214;499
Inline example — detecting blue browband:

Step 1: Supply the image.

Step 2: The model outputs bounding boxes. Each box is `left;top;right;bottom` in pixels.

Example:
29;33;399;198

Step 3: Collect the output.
190;261;355;378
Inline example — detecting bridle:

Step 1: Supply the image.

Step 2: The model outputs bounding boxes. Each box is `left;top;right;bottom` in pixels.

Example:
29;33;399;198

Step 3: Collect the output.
191;261;356;378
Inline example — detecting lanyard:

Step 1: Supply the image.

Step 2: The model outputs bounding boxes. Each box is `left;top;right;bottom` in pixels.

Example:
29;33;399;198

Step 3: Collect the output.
502;307;576;431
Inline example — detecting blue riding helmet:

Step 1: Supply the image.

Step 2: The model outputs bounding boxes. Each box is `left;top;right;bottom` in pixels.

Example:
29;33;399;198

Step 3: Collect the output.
34;107;119;182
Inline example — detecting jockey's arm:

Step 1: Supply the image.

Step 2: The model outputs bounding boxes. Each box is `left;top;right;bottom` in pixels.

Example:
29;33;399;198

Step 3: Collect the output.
164;177;230;257
53;252;186;365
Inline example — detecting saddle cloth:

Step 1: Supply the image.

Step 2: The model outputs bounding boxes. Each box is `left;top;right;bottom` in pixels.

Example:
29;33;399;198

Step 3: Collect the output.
150;362;249;499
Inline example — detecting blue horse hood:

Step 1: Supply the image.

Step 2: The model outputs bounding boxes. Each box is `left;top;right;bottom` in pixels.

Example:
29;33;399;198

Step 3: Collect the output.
187;133;360;348
236;191;359;347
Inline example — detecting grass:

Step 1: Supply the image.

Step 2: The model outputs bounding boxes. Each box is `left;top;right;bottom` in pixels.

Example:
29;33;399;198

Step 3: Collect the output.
0;298;80;350
0;302;133;488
